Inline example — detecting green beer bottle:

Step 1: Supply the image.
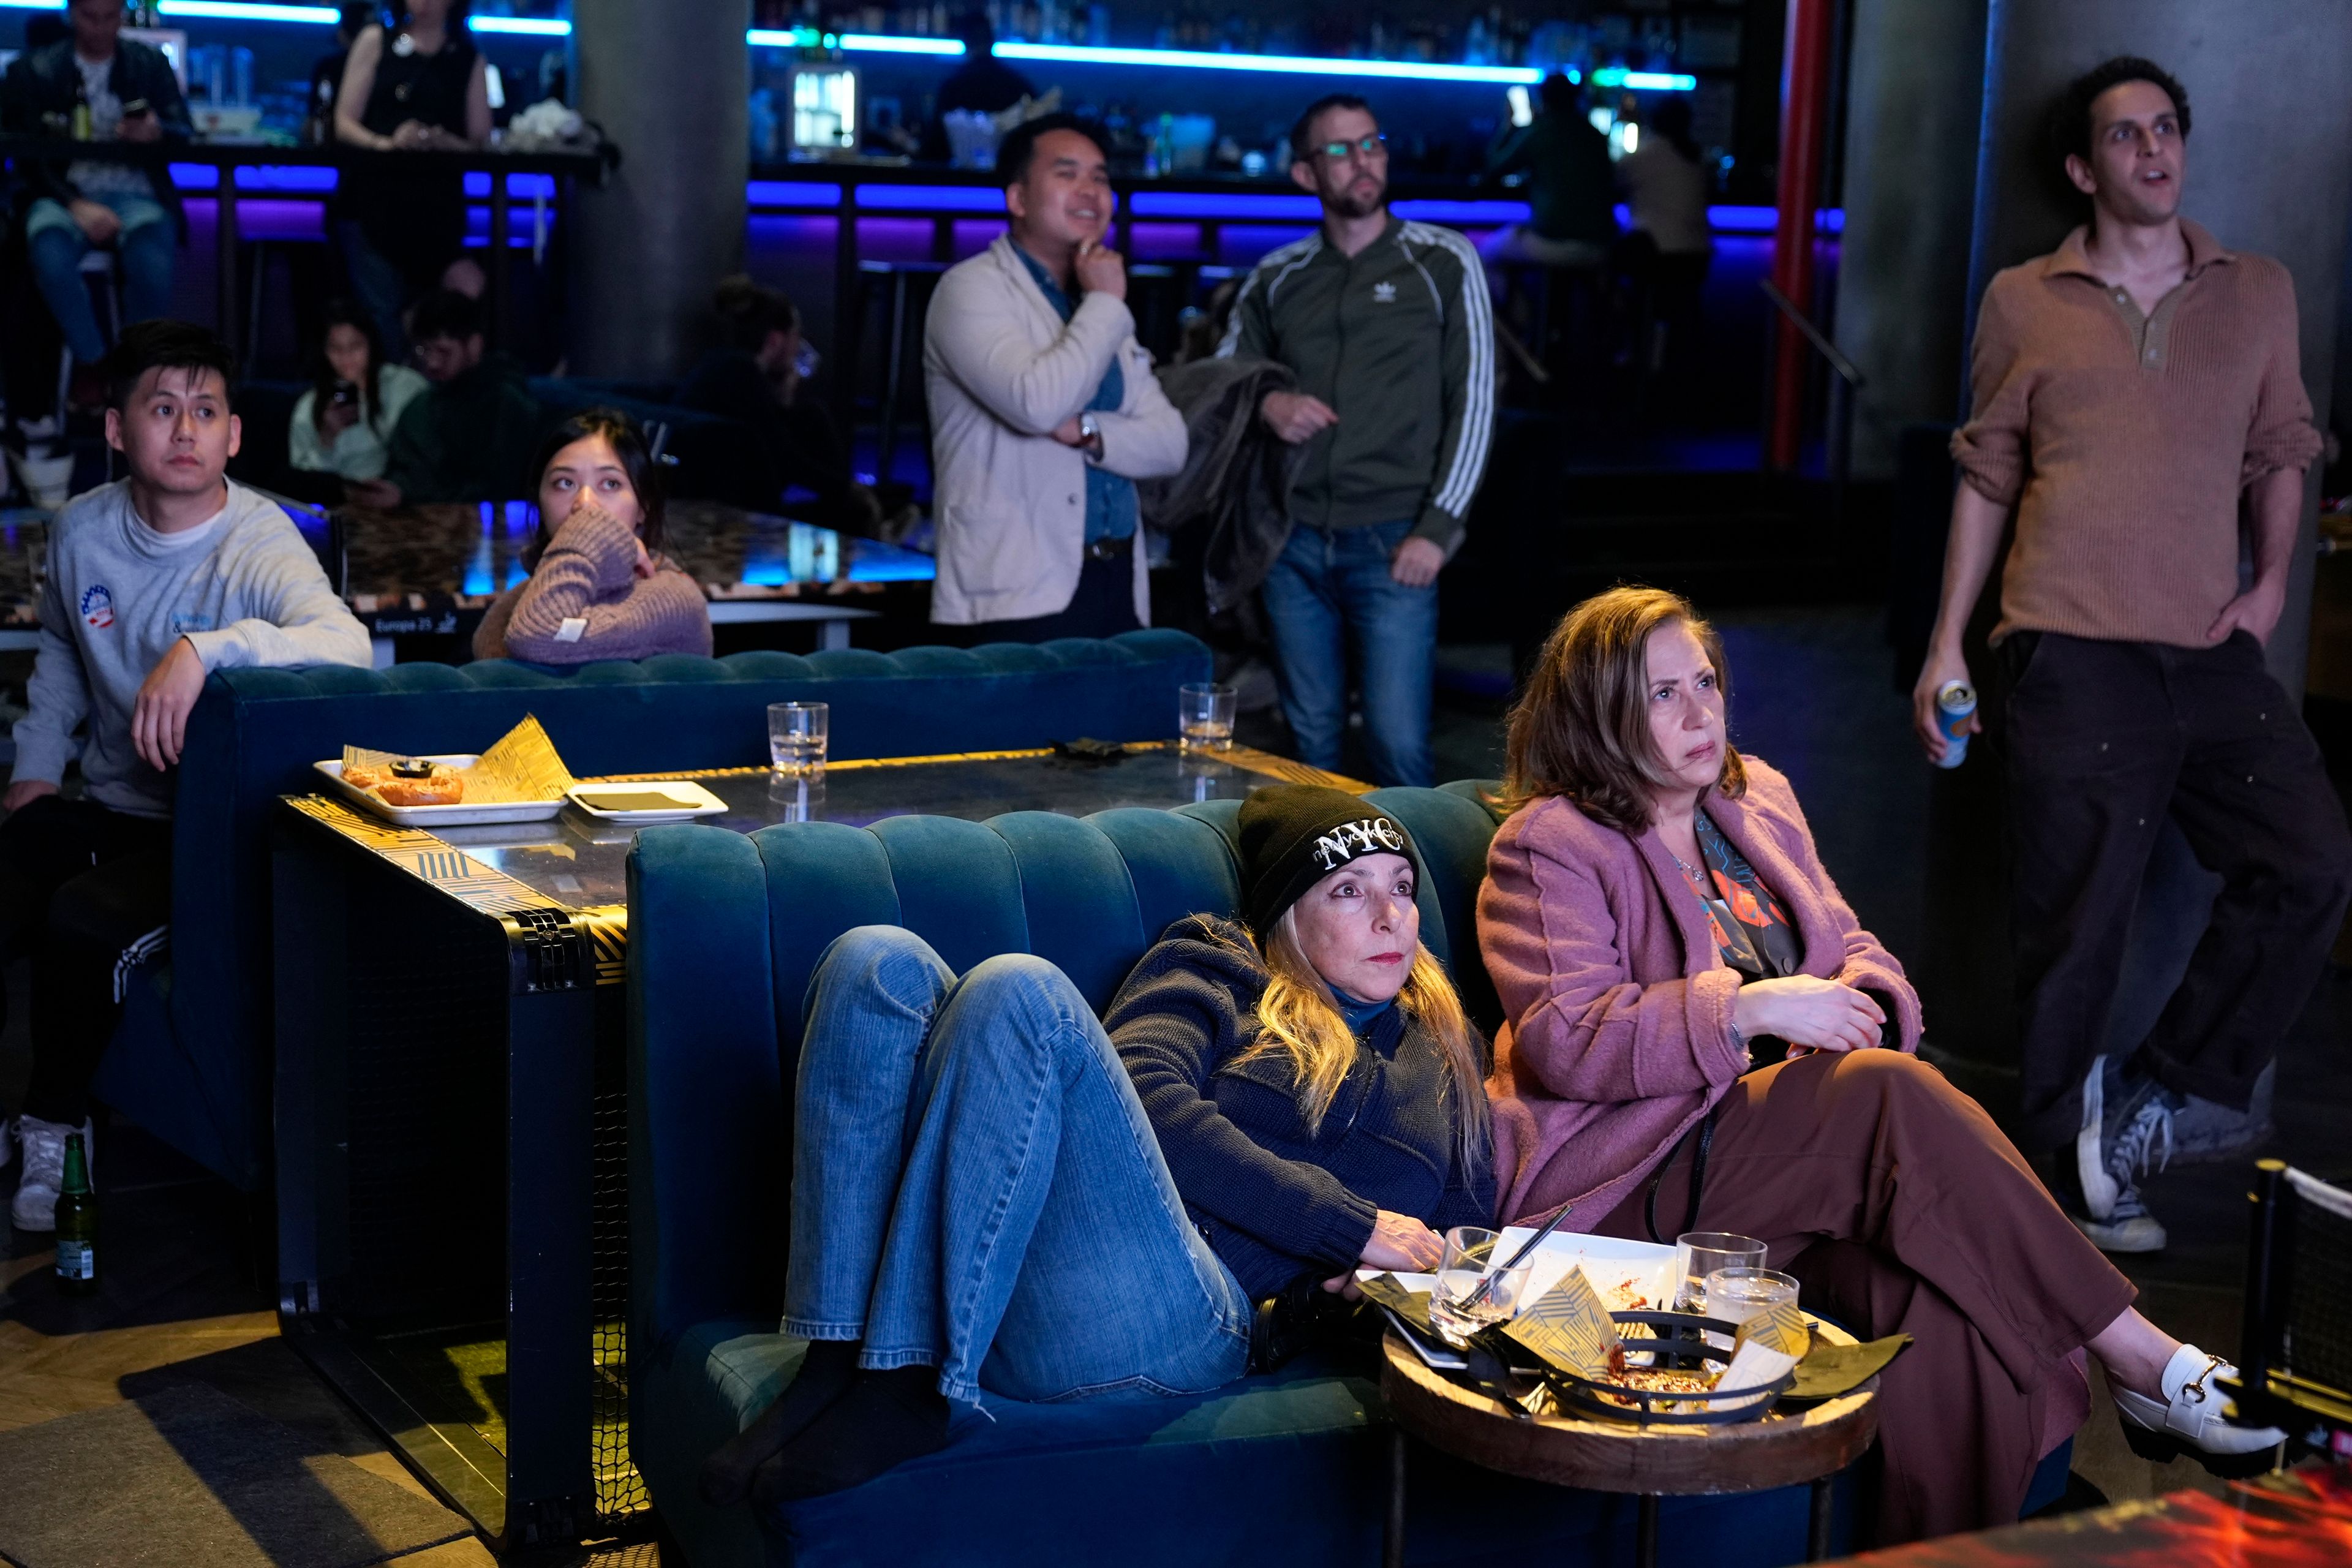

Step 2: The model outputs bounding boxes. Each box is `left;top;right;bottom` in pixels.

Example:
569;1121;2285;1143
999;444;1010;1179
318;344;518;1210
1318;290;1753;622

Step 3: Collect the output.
54;1134;97;1297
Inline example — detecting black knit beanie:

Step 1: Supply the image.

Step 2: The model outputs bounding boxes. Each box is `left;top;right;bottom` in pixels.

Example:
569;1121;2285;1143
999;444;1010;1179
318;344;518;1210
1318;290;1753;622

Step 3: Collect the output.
1237;784;1422;936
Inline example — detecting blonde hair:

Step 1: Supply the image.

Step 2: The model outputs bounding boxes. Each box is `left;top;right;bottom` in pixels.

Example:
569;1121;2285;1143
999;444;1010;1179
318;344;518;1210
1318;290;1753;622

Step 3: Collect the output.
1222;911;1492;1172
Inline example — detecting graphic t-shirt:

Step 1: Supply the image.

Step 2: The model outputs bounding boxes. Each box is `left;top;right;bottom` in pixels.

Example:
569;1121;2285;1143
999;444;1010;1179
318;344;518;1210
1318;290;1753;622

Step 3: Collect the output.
69;53;154;198
1672;809;1803;981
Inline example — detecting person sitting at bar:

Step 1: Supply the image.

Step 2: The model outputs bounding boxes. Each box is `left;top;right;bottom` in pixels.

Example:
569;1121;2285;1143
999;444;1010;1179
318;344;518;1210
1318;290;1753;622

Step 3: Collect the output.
330;0;491;354
288;299;431;489
352;288;542;508
918;12;1038;164
0;0;194;411
923;114;1185;640
1479;72;1619;269
678;276;910;535
0;321;370;1232
472;409;712;664
1476;585;2284;1547
699;784;1491;1502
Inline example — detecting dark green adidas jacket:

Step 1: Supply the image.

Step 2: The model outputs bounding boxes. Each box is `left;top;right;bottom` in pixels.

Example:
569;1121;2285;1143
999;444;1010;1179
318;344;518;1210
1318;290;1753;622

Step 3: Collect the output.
1217;216;1495;552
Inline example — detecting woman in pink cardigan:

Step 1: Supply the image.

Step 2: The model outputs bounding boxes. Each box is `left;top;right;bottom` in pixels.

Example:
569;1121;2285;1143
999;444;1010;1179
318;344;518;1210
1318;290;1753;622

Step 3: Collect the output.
473;409;714;664
1477;586;2277;1545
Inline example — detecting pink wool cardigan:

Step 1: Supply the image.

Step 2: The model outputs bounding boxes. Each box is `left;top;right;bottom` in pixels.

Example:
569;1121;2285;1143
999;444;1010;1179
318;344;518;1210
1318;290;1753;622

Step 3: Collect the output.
1477;756;1924;1227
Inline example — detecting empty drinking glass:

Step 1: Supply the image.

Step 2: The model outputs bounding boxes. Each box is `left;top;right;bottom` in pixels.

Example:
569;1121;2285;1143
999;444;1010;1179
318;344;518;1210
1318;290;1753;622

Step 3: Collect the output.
1673;1232;1768;1313
1430;1226;1533;1345
768;701;828;777
1703;1267;1799;1325
1178;682;1237;752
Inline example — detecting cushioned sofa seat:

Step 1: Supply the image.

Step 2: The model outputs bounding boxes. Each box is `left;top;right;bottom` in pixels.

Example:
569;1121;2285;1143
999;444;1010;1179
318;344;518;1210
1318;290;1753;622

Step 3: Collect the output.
639;1321;1827;1568
627;792;1847;1568
98;632;1208;1191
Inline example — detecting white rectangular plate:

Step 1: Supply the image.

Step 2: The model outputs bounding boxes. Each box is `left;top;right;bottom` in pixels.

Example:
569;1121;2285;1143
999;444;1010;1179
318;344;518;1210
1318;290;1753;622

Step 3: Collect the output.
564;780;729;823
316;756;568;827
1358;1231;1679;1313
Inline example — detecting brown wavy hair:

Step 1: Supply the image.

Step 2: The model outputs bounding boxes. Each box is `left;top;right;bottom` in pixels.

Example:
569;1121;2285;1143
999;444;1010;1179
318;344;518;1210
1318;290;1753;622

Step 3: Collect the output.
1496;585;1746;832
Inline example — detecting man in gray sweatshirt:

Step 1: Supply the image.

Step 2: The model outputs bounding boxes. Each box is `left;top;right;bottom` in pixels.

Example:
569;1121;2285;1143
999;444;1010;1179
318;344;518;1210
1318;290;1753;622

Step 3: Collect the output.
1;321;369;1231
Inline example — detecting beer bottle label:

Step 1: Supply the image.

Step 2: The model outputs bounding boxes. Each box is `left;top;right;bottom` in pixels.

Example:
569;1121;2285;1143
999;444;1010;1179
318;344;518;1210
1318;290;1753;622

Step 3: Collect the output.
57;1240;95;1281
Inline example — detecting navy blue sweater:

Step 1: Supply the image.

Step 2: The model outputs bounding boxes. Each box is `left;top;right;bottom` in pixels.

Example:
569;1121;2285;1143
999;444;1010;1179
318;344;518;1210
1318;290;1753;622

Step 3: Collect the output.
1106;916;1496;1299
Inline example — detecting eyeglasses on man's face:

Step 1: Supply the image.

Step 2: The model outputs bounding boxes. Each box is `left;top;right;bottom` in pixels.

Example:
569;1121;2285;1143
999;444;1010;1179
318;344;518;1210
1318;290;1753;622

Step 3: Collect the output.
1314;132;1388;162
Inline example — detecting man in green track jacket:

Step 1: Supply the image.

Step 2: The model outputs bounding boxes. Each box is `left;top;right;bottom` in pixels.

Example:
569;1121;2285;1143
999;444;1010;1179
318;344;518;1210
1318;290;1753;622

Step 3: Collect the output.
1217;93;1494;787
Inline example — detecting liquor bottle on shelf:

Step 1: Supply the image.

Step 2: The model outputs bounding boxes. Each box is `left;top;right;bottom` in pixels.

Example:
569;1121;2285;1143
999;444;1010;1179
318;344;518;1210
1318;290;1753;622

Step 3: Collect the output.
55;1134;99;1297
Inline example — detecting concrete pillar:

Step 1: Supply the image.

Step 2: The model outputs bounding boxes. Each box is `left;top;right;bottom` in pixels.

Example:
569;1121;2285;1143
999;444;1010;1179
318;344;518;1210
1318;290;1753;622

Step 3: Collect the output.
1921;0;2352;1106
568;0;748;379
1828;0;1989;479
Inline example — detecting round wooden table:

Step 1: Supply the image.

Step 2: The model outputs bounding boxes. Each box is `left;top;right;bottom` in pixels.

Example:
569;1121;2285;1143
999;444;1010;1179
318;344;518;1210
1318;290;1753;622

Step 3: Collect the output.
1377;1323;1882;1568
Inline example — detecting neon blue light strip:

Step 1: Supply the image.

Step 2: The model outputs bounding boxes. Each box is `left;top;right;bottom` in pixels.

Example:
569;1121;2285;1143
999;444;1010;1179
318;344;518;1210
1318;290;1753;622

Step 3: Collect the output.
997;42;1539;84
1588;66;1698;91
52;7;1703;92
838;32;962;55
157;0;337;20
854;183;1005;211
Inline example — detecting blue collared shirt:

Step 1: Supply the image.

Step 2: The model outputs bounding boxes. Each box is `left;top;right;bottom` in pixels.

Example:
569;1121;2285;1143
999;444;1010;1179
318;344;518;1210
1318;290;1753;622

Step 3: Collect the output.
1014;247;1138;545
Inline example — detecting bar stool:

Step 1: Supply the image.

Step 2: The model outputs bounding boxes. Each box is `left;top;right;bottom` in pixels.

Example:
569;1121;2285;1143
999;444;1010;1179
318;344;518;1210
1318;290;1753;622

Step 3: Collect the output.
850;258;948;480
52;249;125;417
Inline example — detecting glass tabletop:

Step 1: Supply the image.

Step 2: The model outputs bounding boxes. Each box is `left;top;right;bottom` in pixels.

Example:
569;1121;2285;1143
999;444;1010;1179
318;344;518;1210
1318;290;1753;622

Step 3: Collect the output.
428;745;1293;910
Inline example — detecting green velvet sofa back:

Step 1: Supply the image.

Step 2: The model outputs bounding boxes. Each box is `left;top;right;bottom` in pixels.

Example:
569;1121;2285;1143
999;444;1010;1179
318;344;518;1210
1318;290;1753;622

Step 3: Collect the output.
96;631;1210;1190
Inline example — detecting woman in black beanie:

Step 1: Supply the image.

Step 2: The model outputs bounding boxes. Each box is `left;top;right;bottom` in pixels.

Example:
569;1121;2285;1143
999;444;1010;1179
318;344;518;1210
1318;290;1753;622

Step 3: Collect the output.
706;784;1495;1505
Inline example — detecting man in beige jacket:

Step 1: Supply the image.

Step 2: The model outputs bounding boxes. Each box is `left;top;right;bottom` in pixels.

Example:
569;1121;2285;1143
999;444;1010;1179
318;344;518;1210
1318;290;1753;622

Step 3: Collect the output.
922;115;1186;638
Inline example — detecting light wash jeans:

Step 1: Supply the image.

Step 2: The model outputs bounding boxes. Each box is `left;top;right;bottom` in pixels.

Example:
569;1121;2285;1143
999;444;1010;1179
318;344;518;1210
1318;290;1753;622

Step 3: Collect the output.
1260;517;1439;787
782;926;1254;1407
26;191;175;366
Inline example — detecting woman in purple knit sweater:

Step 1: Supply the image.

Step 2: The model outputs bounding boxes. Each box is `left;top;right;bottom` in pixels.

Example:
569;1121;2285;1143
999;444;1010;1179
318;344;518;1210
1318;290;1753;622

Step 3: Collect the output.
473;409;713;663
1477;586;2277;1545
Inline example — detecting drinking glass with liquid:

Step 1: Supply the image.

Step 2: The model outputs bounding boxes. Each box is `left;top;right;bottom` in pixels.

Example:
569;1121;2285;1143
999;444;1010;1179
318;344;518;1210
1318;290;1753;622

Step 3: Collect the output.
1702;1267;1799;1325
1673;1231;1768;1313
1178;682;1237;752
1430;1225;1532;1344
768;701;828;777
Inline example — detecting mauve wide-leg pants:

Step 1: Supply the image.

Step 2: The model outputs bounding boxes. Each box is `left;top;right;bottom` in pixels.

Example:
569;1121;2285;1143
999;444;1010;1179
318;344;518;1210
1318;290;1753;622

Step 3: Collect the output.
1591;1049;2137;1545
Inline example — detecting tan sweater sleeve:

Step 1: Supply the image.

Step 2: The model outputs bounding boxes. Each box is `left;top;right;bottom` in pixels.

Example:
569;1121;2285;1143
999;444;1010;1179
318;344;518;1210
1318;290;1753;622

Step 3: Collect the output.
2242;260;2323;483
1950;275;2030;507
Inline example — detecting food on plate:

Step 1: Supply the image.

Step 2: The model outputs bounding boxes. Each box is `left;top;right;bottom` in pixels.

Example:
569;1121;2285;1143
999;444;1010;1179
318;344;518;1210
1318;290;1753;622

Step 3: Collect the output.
379;770;466;807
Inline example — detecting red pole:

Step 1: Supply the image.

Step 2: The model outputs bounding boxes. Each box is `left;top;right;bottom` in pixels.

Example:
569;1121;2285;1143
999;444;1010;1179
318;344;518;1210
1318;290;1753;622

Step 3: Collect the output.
1766;0;1836;472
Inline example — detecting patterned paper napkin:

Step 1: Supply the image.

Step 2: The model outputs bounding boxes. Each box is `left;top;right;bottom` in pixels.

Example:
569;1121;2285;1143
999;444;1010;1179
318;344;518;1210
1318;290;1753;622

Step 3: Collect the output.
1502;1262;1621;1379
1714;1300;1811;1409
341;715;576;804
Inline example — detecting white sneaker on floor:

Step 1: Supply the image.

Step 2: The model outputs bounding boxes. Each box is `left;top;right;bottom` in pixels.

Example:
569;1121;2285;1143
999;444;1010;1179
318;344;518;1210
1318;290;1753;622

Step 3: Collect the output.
2069;1057;2172;1253
2113;1344;2285;1477
10;1115;92;1233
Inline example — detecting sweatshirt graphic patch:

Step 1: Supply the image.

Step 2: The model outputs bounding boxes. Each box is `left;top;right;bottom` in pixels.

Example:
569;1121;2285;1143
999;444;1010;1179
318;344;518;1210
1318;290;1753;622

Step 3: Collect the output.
79;585;115;629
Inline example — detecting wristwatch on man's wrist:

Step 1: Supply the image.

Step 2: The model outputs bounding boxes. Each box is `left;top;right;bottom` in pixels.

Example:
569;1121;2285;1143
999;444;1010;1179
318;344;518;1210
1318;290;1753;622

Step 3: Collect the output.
1078;412;1103;459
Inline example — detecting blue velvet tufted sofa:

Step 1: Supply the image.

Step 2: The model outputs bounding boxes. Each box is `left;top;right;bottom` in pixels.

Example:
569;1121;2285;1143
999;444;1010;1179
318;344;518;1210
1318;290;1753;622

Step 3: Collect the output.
625;784;1864;1568
94;631;1209;1192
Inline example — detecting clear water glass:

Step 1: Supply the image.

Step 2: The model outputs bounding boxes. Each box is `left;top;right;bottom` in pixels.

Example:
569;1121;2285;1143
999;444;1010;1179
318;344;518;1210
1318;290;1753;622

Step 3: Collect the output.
1430;1226;1532;1345
1673;1231;1768;1313
1703;1266;1799;1325
1178;682;1237;752
768;701;829;777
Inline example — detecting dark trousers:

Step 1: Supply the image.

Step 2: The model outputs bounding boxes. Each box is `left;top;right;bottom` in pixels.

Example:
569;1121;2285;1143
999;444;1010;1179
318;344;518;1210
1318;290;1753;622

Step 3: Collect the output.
2000;630;2352;1151
1597;1050;2136;1544
952;546;1141;645
0;794;173;1125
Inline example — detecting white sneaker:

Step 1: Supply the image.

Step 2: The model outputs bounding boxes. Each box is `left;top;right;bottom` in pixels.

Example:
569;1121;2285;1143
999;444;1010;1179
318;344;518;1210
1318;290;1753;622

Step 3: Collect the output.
2113;1344;2286;1478
2070;1057;2172;1253
10;1115;92;1234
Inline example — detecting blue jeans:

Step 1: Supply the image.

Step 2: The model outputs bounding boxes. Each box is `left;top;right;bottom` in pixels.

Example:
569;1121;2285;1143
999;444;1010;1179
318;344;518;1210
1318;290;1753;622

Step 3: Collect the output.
782;926;1253;1407
1260;518;1439;786
333;219;411;360
26;192;175;366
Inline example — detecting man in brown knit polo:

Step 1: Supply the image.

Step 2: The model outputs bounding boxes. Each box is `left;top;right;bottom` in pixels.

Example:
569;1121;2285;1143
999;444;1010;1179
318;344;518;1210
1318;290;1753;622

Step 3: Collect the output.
1913;56;2352;1253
